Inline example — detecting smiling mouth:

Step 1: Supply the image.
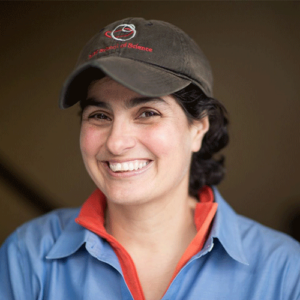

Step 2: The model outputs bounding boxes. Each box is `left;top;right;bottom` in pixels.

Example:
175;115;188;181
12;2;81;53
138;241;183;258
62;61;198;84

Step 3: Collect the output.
107;160;150;173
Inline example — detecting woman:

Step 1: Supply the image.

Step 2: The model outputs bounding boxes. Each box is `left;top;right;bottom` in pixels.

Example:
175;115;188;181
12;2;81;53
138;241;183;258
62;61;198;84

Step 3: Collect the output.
1;17;299;300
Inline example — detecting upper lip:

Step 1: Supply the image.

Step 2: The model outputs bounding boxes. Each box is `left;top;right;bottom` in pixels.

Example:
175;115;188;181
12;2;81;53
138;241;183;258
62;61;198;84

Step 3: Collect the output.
104;159;151;164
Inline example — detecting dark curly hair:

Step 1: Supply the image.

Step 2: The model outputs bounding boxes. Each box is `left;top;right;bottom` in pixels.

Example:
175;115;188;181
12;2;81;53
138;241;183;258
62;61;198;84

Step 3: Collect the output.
172;84;229;198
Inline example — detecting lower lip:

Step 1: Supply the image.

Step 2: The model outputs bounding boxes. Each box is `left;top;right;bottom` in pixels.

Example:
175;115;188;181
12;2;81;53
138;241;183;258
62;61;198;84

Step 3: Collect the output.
102;161;152;178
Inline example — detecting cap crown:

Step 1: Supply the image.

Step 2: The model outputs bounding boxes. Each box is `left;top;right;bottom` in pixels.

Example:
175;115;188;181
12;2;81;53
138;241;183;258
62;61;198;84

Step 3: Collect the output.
77;18;213;96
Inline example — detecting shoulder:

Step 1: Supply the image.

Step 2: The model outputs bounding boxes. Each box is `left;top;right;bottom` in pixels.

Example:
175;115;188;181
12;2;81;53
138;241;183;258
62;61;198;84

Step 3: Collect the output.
213;187;300;261
237;214;300;258
237;215;300;297
236;213;300;293
213;188;300;298
0;208;80;299
17;207;79;238
2;208;80;257
17;207;79;233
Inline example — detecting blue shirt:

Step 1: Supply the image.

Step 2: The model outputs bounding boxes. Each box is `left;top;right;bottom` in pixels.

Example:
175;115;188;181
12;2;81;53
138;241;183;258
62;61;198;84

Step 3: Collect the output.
1;187;300;300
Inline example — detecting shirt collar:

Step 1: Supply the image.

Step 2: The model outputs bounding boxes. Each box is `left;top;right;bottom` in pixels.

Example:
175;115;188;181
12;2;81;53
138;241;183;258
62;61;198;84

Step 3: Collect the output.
46;187;249;266
210;186;249;265
46;209;91;259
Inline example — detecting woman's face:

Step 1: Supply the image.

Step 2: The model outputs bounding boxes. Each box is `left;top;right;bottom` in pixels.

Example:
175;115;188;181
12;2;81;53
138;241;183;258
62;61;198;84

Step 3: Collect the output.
80;77;208;206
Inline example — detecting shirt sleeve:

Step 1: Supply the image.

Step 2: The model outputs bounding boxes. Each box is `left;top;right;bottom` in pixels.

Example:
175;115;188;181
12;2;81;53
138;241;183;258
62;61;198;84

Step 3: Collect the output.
0;232;32;300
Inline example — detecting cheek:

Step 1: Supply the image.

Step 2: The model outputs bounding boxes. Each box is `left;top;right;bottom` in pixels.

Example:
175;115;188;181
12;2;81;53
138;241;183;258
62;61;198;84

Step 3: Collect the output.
142;122;188;157
80;126;104;156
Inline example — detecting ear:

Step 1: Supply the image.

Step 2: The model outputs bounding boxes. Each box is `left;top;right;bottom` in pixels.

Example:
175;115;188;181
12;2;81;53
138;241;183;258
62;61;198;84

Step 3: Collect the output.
191;115;209;152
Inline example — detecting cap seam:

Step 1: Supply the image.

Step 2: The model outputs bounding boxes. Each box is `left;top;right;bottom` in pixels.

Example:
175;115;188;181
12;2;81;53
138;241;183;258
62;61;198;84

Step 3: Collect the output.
159;21;187;75
177;27;189;76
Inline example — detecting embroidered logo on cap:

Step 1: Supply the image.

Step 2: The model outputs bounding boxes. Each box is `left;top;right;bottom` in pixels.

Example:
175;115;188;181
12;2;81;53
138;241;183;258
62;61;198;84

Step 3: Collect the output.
105;24;136;41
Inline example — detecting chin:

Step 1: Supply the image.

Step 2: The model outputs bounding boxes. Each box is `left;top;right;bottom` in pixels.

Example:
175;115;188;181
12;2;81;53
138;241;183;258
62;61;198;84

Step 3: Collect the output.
99;184;150;206
106;193;149;206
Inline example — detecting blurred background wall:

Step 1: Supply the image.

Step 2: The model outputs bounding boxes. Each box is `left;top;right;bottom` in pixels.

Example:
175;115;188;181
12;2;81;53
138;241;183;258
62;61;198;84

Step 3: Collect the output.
0;1;299;244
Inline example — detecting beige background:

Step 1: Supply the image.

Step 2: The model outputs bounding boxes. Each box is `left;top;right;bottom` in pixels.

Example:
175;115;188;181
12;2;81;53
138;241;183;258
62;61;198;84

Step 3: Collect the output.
0;1;300;244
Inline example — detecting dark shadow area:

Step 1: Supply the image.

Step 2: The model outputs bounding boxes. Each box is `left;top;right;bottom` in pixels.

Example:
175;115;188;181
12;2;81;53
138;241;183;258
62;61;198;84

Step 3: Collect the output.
287;209;300;243
0;152;58;214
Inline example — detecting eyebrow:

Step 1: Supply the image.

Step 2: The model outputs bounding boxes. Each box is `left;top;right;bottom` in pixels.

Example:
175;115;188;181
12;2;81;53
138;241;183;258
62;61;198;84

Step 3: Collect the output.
81;98;111;110
81;96;168;110
125;96;167;109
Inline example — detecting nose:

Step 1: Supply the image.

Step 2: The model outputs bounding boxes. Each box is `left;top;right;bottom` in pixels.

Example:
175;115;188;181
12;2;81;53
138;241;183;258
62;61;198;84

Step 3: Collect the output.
105;120;136;155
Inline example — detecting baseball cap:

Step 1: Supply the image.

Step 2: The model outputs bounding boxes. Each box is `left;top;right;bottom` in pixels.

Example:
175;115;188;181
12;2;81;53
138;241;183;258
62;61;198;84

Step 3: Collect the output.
59;17;213;109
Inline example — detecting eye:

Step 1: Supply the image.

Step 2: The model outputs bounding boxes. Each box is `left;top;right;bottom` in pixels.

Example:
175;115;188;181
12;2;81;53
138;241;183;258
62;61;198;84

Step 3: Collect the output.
88;112;111;121
139;110;160;118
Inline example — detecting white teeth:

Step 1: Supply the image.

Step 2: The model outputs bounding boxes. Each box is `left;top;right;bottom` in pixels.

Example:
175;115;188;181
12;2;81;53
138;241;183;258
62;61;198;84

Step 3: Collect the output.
123;162;129;171
134;161;139;170
110;164;117;172
108;160;149;172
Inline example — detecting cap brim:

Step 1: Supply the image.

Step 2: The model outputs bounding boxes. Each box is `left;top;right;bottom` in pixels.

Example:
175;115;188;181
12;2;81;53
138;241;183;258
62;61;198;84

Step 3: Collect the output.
59;56;191;109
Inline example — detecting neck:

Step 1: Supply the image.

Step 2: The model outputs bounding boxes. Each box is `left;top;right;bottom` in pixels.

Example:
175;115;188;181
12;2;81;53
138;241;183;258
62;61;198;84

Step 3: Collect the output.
105;184;198;254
